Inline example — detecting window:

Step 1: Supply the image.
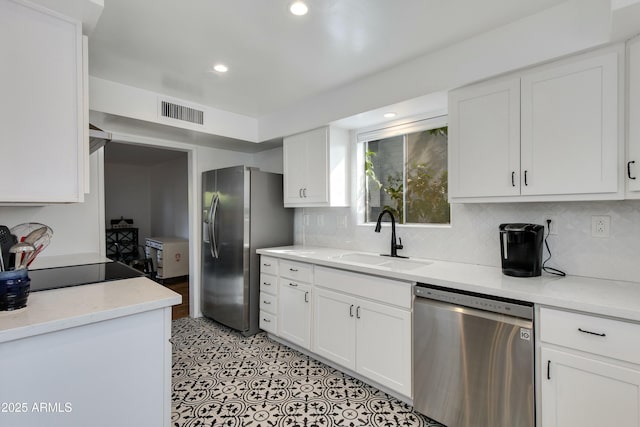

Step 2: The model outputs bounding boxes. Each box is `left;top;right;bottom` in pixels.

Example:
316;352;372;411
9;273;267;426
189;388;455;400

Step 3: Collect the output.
361;118;450;225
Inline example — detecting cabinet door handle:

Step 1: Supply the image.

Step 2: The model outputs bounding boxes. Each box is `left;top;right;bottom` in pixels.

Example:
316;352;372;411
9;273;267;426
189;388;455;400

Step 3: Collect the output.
628;161;636;180
263;318;271;323
263;300;271;304
547;360;551;380
511;171;515;187
304;291;309;303
299;188;303;198
524;170;528;186
303;188;307;198
289;268;298;272
578;327;606;337
356;306;361;319
289;282;298;287
263;263;271;267
263;282;271;286
349;304;354;317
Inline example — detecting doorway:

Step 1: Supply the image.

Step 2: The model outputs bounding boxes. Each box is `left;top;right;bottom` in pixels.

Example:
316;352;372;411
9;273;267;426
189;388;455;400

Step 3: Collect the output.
104;141;190;319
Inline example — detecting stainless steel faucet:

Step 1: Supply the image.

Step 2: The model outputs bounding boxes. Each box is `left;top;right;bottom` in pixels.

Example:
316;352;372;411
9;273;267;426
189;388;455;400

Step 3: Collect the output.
374;209;406;258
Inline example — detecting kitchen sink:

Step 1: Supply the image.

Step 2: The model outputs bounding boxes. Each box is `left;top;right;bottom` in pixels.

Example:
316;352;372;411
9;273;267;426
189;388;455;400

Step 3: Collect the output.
332;252;432;270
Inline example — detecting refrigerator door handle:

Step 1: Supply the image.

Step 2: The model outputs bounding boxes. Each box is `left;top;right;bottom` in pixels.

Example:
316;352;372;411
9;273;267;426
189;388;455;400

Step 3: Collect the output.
208;193;220;259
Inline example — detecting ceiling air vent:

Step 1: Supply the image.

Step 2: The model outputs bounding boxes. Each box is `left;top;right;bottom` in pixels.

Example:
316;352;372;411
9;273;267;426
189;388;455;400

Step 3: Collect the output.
160;100;204;125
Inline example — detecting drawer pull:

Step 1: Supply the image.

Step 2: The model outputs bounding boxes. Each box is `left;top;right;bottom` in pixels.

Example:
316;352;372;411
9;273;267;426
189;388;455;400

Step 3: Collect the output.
263;300;271;305
263;282;271;286
289;268;298;272
263;318;271;323
289;282;298;287
263;263;271;267
578;327;606;337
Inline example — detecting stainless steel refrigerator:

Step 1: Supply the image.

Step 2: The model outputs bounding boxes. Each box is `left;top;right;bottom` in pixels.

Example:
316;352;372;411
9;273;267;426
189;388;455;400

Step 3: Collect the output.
201;166;293;336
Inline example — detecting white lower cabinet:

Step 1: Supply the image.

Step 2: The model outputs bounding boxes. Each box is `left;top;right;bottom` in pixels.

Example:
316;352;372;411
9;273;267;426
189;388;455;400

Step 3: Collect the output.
278;280;312;349
313;287;411;397
314;288;357;369
539;307;640;427
258;255;413;398
259;258;279;334
541;347;640;427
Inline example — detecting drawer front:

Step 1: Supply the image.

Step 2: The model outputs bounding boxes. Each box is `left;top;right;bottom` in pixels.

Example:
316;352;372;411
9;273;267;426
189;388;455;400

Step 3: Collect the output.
260;292;277;315
279;278;309;294
260;311;277;334
260;256;278;275
280;260;312;283
540;307;640;365
314;266;412;309
260;273;278;295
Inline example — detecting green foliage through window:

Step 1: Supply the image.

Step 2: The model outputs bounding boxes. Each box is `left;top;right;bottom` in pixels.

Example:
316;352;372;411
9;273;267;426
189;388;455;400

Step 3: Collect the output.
364;126;450;225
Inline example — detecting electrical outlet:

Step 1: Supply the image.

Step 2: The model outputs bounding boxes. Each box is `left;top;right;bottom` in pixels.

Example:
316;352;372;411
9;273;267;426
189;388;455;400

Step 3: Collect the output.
591;215;610;238
544;215;558;235
337;215;347;229
303;214;310;227
316;214;324;227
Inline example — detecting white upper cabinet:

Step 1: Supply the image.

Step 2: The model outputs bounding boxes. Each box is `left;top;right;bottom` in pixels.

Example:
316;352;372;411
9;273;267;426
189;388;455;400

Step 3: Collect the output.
448;78;521;198
626;36;640;196
449;45;623;203
283;126;349;207
521;52;619;196
0;0;87;204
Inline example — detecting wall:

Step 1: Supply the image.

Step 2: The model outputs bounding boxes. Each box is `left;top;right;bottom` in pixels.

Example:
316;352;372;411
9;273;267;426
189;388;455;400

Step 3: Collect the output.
104;163;152;243
0;152;104;258
251;146;284;174
104;152;189;245
149;158;189;239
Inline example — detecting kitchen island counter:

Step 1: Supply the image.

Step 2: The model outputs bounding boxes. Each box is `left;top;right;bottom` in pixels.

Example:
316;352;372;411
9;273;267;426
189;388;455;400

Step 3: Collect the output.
257;245;640;322
0;276;180;427
0;276;180;344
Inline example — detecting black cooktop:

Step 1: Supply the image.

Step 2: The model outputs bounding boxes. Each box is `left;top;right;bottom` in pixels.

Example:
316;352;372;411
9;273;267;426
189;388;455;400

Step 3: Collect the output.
28;261;143;292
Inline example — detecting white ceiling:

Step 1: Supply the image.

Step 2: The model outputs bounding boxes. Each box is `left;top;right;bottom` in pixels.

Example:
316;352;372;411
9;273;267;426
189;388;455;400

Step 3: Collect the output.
89;0;565;119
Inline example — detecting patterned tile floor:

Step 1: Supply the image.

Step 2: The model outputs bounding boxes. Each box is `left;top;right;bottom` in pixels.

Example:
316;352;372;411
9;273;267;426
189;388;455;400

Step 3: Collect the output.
171;317;442;427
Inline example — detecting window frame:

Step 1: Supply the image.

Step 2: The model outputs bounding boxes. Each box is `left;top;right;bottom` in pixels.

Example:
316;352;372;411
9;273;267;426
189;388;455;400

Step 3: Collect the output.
356;115;451;228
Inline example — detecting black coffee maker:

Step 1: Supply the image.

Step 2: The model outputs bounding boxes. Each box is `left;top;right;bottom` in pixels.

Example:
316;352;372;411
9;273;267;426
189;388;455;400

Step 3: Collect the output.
499;223;544;277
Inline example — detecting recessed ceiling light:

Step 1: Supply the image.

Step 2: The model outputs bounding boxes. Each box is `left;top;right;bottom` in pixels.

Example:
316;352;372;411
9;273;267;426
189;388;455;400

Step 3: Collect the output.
213;64;228;73
289;1;308;16
384;112;397;118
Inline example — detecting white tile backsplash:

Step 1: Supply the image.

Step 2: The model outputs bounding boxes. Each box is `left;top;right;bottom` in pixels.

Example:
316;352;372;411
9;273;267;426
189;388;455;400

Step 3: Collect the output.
295;200;640;282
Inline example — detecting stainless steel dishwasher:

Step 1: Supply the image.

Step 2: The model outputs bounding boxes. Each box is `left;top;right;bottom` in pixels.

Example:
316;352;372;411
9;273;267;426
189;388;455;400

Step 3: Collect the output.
413;283;534;427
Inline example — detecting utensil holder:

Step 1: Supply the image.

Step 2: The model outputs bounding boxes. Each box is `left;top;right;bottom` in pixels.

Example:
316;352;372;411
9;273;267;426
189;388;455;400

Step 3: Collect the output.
0;269;30;311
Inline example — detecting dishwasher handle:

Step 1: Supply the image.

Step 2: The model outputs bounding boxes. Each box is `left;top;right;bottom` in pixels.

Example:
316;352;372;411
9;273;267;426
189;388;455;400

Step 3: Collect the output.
414;293;534;329
415;284;533;320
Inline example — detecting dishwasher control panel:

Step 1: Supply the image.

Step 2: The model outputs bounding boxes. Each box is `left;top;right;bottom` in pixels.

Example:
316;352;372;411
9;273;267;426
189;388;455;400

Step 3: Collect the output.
414;283;533;320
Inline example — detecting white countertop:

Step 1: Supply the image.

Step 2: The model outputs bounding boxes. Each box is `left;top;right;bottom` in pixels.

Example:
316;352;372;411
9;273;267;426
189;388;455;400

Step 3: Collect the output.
257;245;640;322
0;277;181;344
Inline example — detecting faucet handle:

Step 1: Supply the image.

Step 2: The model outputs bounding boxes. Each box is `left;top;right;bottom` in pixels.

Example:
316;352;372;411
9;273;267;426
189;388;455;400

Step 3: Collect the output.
396;237;403;250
